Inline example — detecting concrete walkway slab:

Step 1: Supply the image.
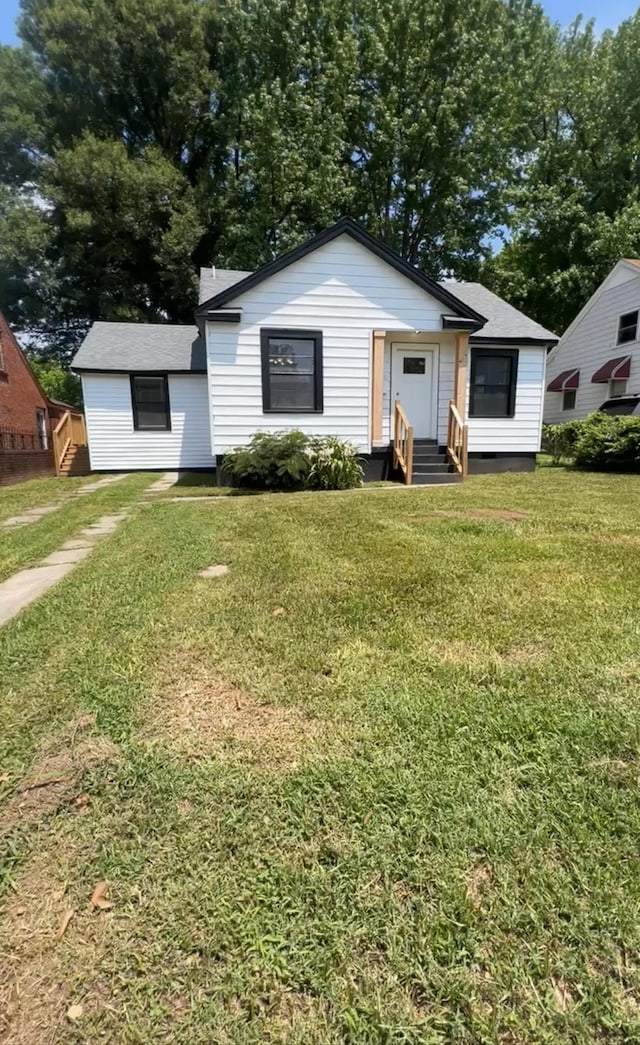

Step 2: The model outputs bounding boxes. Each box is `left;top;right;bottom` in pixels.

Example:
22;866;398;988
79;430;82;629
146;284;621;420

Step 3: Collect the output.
0;564;74;627
199;564;229;578
76;474;130;496
42;547;93;566
60;539;94;551
28;505;59;517
146;472;179;493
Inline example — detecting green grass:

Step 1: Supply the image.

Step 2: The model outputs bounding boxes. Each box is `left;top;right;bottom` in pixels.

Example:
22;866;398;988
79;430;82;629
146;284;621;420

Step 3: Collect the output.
2;469;640;1043
159;470;236;496
0;473;93;524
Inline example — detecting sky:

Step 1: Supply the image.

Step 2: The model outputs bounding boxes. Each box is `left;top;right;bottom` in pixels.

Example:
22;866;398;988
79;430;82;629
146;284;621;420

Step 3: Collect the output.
0;0;638;44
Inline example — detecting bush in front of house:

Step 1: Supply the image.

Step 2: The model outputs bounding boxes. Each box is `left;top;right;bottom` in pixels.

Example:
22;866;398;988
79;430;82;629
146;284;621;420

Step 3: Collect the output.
573;412;640;470
542;414;640;471
223;430;363;491
306;435;364;490
542;419;585;464
223;429;311;490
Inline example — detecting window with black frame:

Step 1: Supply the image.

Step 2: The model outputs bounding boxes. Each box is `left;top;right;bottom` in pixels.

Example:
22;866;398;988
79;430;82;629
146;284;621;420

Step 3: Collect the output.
469;348;518;418
261;329;323;412
130;374;171;430
617;311;638;345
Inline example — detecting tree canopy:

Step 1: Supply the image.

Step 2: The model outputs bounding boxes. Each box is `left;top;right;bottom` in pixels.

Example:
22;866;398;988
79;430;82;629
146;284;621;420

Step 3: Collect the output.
1;0;640;357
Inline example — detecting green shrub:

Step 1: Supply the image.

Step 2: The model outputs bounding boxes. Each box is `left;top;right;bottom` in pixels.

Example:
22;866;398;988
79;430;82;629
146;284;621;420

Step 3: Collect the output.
541;420;585;464
574;413;640;470
223;430;311;490
223;431;364;491
306;436;363;490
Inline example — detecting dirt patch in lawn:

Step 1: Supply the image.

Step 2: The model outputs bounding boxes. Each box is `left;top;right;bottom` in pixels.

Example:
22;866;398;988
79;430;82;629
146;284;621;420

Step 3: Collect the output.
0;714;118;836
590;533;640;547
467;862;492;908
0;831;114;1045
146;659;326;769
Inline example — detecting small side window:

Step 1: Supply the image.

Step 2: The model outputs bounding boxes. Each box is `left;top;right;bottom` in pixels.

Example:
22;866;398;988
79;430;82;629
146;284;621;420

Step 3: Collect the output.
130;375;171;431
469;348;518;418
609;378;627;397
562;389;577;411
617;311;638;345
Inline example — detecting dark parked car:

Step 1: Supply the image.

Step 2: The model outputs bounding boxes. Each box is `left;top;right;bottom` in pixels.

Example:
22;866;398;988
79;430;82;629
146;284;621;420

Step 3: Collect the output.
598;394;640;416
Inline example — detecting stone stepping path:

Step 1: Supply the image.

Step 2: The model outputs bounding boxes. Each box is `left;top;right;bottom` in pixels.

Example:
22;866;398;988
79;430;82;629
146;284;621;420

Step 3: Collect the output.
145;472;180;494
0;510;130;628
2;473;130;529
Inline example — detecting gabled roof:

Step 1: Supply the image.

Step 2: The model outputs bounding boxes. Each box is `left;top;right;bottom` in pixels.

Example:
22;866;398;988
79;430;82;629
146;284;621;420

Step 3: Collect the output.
195;217;487;326
72;323;205;372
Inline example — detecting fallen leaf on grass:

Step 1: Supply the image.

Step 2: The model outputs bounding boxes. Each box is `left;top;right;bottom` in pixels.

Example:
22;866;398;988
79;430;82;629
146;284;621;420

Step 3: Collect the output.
553;979;572;1011
73;792;91;809
90;881;113;911
272;607;286;616
0;772;10;783
67;1003;83;1021
56;909;74;940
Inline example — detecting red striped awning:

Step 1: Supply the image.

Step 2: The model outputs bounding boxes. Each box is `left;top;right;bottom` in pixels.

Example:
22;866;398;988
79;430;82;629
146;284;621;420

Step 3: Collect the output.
591;356;631;383
547;368;580;392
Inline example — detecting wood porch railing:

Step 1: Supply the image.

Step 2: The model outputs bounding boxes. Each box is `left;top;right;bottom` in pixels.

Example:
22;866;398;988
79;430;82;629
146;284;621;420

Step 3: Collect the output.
447;401;468;479
393;400;414;485
53;410;87;476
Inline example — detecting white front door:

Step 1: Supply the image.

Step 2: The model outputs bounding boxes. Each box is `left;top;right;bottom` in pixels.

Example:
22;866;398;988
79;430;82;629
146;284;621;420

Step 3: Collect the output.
391;345;436;439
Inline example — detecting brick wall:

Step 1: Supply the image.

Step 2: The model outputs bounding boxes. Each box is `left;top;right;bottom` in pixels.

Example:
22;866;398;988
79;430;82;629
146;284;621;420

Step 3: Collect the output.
0;450;54;485
0;312;55;484
0;312;50;434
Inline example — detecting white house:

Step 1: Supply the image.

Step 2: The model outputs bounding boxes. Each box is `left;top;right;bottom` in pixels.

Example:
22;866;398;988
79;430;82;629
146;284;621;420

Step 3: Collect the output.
544;259;640;423
72;219;557;484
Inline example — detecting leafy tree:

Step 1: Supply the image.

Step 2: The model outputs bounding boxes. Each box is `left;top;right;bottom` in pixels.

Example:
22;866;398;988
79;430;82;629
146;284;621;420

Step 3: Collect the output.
486;11;640;334
27;354;83;407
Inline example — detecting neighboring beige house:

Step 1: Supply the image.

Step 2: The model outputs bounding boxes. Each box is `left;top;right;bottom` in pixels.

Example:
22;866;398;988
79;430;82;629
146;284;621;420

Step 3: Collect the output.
544;260;640;423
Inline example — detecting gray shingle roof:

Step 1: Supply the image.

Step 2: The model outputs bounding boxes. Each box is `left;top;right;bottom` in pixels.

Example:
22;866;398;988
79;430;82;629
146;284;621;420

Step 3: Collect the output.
72;323;205;372
199;267;251;304
439;282;557;342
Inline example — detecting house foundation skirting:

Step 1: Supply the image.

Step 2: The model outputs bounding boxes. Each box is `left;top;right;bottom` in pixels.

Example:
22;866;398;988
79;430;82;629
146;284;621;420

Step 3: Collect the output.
466;451;537;474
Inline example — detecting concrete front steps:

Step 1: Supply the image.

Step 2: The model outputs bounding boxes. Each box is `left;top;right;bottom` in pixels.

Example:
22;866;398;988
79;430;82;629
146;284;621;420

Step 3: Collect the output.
411;439;461;486
59;444;90;476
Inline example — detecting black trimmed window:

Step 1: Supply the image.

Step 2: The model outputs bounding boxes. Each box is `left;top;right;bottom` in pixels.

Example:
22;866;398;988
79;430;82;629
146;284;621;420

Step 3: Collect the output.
261;328;323;412
130;374;171;431
469;348;518;418
617;311;638;345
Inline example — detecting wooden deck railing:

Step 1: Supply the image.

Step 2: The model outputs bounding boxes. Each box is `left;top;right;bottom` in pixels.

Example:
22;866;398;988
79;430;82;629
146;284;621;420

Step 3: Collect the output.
53;410;87;476
447;400;468;478
393;400;414;485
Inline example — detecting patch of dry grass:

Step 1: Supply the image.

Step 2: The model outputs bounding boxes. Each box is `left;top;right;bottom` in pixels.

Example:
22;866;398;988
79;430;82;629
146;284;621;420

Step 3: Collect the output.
143;657;335;769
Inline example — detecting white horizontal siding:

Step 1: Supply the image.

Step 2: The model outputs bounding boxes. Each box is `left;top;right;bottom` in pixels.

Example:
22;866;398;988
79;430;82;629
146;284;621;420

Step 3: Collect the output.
82;373;213;470
467;346;546;452
207;235;448;454
544;273;640;422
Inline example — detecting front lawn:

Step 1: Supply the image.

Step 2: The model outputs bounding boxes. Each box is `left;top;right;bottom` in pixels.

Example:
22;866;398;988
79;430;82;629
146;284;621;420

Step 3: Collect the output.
2;469;640;1044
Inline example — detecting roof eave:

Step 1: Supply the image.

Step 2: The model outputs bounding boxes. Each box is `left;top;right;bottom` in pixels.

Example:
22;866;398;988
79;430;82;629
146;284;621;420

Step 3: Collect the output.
470;335;558;347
